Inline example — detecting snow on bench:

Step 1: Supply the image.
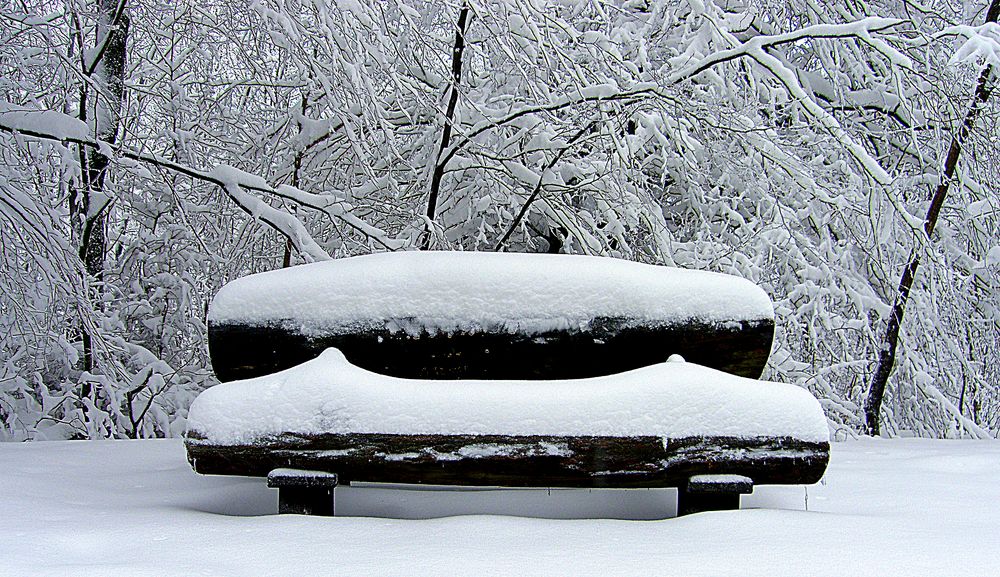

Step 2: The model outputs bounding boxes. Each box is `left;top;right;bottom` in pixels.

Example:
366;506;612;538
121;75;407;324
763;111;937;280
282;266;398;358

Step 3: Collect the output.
206;252;776;381
186;252;830;515
185;349;829;493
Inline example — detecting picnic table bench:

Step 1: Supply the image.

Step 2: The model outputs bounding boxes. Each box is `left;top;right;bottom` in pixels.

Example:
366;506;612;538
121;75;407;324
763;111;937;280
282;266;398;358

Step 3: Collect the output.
184;252;830;516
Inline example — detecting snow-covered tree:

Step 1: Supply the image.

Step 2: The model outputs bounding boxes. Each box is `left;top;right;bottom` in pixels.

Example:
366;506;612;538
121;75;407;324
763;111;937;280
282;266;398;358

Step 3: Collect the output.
1;0;997;439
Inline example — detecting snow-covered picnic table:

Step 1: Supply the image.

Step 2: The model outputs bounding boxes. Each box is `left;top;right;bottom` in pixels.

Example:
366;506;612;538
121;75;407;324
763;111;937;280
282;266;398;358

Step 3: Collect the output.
186;252;830;515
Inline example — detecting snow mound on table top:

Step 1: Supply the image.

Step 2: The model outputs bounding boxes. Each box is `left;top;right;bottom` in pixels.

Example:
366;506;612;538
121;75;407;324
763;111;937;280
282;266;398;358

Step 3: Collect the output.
207;252;774;334
187;349;828;445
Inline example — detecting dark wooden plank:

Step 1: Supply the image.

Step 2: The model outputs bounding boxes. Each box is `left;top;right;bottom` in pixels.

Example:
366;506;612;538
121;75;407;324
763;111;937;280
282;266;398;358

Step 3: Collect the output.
208;317;774;382
185;432;828;489
677;490;742;515
274;486;335;516
267;469;338;516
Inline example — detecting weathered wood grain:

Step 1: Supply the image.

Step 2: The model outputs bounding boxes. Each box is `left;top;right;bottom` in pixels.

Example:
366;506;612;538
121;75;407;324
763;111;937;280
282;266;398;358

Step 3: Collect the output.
185;432;828;489
208;317;774;382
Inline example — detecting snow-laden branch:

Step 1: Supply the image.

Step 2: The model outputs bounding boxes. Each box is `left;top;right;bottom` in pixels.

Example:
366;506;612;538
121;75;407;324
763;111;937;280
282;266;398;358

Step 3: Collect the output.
747;48;894;186
438;83;666;170
940;22;1000;67
0;103;405;258
667;17;909;83
917;378;994;439
205;166;331;262
493;120;599;251
438;18;905;186
668;17;912;187
792;66;923;130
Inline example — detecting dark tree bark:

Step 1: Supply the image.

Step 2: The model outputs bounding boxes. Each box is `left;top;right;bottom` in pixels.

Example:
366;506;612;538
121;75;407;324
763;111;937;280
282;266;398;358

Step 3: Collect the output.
863;0;998;436
77;0;128;284
422;0;470;249
494;121;596;251
74;1;128;395
283;95;309;268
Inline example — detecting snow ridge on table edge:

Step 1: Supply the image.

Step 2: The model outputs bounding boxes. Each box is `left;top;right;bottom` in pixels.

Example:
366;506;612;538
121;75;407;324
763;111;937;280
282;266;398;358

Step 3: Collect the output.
207;252;776;331
186;349;829;446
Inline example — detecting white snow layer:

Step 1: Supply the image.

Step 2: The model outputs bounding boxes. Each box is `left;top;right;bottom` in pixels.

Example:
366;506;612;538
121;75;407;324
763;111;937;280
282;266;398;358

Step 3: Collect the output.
0;100;90;140
5;439;1000;577
186;349;828;444
207;252;774;334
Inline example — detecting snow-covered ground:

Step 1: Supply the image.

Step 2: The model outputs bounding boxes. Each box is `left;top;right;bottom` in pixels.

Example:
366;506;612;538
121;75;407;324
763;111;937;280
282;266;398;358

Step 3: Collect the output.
2;439;998;576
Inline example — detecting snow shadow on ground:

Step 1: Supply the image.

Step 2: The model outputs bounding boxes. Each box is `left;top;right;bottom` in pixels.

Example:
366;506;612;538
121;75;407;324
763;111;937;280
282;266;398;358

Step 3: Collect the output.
180;475;684;519
182;476;811;520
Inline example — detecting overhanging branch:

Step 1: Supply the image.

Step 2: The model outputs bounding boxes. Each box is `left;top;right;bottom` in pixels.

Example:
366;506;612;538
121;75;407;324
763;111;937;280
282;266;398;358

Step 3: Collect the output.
0;107;403;256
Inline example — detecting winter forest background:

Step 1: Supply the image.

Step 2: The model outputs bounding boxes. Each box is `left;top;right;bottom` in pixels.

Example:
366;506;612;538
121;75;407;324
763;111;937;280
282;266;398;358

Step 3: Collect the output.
0;0;997;442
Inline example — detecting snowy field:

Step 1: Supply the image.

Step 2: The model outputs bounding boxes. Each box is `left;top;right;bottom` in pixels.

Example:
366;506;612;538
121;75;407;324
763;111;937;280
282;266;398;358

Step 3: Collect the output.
2;439;998;577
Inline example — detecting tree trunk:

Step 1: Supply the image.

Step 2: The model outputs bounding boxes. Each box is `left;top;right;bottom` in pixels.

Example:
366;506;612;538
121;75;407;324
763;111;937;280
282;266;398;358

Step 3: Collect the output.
863;0;998;436
421;0;470;249
79;0;128;280
75;0;128;388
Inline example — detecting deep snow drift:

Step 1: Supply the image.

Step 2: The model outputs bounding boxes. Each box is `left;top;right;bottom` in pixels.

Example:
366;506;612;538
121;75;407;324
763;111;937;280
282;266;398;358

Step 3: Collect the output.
2;439;998;576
